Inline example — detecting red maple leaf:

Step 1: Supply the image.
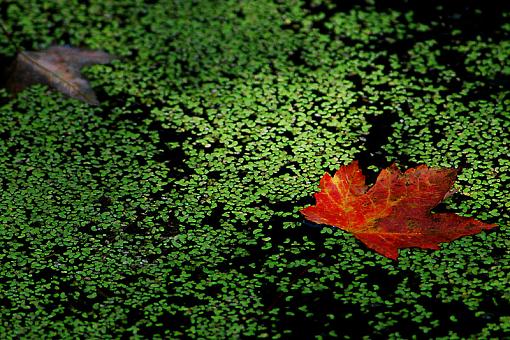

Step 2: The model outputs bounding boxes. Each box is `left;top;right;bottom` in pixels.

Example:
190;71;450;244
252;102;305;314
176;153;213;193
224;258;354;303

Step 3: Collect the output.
301;161;496;260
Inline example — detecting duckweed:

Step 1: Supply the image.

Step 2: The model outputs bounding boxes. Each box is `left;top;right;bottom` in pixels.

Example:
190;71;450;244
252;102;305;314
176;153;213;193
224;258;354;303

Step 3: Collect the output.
1;0;509;338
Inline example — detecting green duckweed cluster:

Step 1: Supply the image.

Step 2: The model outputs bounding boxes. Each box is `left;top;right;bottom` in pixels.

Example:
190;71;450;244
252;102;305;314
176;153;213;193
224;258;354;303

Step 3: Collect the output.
1;0;509;338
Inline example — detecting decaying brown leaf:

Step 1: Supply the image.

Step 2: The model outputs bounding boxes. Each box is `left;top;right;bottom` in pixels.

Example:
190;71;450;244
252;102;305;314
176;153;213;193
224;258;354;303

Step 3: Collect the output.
6;46;113;105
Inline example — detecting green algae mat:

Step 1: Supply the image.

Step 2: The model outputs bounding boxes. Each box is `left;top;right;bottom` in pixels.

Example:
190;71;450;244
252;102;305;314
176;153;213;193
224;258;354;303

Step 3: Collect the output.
1;0;510;338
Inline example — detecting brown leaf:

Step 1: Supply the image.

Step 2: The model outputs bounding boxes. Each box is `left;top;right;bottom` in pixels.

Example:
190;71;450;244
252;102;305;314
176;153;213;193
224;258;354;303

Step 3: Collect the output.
6;46;113;105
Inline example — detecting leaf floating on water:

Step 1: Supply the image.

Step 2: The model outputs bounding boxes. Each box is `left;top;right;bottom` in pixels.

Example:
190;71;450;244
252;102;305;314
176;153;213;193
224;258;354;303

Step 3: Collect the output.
6;46;113;105
301;161;497;260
